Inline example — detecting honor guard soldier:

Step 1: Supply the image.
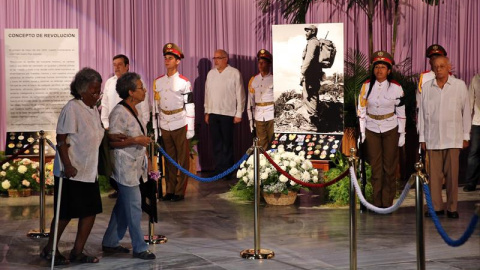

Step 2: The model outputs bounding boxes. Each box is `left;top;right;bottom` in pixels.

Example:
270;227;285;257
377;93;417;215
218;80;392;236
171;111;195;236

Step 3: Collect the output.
416;44;448;131
153;43;194;202
358;51;406;208
247;49;274;150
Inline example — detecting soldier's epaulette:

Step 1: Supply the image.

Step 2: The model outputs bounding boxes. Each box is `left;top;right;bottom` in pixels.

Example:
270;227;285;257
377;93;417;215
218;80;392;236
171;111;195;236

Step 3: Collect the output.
391;80;401;86
154;74;166;81
179;74;190;82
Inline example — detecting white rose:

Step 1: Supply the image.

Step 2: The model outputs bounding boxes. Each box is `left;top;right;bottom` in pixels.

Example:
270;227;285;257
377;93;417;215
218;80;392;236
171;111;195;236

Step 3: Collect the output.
289;161;297;168
290;167;298;176
2;180;11;189
280;165;286;171
2;162;10;170
31;163;38;169
312;176;319;183
279;174;288;183
0;171;6;176
312;169;318;175
298;151;306;157
18;165;28;174
22;179;30;187
240;160;246;169
260;172;269;180
9;167;14;171
247;156;254;165
21;158;31;165
290;180;297;186
236;169;244;178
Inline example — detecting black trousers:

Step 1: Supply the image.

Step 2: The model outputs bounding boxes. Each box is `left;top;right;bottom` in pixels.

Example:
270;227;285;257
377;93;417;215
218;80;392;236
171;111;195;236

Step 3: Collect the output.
209;114;234;174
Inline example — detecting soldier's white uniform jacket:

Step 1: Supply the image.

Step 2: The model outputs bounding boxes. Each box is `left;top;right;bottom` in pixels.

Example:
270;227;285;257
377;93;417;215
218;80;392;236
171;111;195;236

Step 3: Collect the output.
247;72;274;124
357;79;406;134
153;72;195;140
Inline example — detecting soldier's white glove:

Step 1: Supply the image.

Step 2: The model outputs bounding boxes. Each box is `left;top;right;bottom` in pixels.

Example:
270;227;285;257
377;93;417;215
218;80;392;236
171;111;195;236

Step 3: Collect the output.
360;132;366;144
186;130;194;140
398;133;405;147
249;119;254;132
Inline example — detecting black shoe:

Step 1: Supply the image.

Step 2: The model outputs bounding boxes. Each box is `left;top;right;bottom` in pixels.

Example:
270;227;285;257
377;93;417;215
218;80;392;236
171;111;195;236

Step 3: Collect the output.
162;193;174;201
463;185;477;192
425;210;445;217
171;195;184;201
102;245;130;254
447;211;459;219
133;250;156;260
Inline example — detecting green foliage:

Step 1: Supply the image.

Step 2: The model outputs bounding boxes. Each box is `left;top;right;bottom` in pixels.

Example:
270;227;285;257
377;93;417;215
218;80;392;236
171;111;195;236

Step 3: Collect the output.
98;175;113;194
344;49;370;128
230;180;255;201
325;151;373;206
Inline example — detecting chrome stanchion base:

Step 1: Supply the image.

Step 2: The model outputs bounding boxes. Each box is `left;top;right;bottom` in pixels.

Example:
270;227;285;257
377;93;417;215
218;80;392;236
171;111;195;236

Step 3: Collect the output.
240;248;275;259
27;229;50;238
144;234;168;244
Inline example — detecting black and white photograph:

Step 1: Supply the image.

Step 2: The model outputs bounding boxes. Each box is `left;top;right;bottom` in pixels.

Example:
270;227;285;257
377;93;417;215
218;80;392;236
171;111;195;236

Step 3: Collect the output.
272;23;344;134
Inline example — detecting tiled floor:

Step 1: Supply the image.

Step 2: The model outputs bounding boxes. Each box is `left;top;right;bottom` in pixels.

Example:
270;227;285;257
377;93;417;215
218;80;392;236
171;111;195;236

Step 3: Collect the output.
0;179;479;269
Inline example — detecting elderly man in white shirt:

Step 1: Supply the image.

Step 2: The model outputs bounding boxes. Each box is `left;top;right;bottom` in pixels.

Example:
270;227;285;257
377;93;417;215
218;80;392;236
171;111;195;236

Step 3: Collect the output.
101;54;150;129
204;49;245;179
418;56;471;219
464;74;480;192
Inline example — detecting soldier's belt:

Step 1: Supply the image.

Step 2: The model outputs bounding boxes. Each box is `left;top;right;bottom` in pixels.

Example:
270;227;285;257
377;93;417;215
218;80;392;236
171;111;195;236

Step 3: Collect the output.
255;102;274;107
161;108;183;115
367;112;394;120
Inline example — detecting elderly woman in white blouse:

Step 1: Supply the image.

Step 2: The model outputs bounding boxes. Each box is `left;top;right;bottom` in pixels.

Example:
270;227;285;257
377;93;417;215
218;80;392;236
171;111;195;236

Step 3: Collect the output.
101;72;156;260
40;67;103;265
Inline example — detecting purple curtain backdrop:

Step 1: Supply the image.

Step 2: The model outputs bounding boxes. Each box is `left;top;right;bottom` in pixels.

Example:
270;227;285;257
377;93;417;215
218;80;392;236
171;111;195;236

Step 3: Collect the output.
1;0;479;171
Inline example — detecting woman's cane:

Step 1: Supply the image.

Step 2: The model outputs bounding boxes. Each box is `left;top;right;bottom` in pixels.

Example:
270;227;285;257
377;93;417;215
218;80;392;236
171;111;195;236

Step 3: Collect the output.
50;173;64;270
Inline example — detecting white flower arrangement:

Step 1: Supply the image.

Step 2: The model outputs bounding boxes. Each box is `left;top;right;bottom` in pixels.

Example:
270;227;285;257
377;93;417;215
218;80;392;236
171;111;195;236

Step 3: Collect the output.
236;145;320;194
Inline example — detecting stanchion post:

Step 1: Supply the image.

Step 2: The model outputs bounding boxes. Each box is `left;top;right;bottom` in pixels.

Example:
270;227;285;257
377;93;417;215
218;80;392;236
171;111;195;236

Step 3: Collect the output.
348;148;358;270
27;130;49;238
144;137;167;244
240;138;274;259
414;161;426;270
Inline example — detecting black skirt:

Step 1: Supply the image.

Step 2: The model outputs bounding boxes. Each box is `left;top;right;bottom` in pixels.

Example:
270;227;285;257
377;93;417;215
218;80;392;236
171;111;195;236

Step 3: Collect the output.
53;176;102;219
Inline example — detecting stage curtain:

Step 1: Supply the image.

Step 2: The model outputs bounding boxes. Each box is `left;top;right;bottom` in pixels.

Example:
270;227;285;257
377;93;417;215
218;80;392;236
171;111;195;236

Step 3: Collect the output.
1;0;479;171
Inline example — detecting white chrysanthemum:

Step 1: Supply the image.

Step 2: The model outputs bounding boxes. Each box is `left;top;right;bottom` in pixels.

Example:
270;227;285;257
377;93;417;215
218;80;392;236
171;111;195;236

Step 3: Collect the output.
248;171;254;180
312;176;319;183
289;160;297;168
279;174;288;183
280;165;286;171
301;171;311;181
17;165;28;174
247;156;254;165
21;158;31;165
264;167;271;175
290;180;297;186
1;180;11;190
22;179;30;187
260;172;269;180
32;163;38;169
301;160;313;170
236;169;245;178
242;176;249;184
312;169;318;175
290;167;298;176
240;160;246;169
0;171;5;176
2;162;10;170
260;159;267;167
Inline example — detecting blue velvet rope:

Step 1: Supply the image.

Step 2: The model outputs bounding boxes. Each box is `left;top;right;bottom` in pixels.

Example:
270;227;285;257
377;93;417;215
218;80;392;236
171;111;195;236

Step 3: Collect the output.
158;146;249;182
423;183;479;247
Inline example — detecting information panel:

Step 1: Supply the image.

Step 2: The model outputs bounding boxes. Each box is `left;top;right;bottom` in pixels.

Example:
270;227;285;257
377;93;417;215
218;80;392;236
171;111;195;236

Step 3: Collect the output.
4;29;79;131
